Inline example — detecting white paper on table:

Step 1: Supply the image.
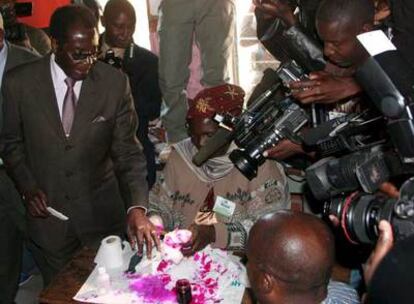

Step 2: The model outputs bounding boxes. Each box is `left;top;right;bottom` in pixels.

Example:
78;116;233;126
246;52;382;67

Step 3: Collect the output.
74;245;247;304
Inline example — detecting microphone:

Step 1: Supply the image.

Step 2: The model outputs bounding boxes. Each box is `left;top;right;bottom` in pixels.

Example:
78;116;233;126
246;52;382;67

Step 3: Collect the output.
192;128;233;166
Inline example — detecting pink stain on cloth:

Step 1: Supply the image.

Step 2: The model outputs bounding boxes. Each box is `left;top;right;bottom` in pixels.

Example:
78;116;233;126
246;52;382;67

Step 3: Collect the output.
74;229;246;304
129;274;176;303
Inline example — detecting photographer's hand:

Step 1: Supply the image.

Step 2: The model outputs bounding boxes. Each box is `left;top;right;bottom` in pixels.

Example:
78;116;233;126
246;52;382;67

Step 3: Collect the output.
263;139;305;160
363;220;394;286
253;0;297;27
290;71;362;104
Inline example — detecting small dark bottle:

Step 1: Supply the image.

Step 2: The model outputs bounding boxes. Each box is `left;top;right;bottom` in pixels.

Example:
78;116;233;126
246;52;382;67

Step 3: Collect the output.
176;279;192;304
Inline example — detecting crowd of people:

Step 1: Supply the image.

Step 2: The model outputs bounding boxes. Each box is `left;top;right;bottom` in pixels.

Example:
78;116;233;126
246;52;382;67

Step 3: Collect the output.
0;0;413;303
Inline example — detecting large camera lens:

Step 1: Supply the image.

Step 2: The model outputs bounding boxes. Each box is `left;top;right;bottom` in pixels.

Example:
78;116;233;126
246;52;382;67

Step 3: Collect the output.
326;193;394;244
326;177;414;244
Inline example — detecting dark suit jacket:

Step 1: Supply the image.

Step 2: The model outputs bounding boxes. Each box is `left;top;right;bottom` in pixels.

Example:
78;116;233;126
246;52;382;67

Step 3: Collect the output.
0;56;149;250
123;44;162;122
122;43;162;188
0;43;39;231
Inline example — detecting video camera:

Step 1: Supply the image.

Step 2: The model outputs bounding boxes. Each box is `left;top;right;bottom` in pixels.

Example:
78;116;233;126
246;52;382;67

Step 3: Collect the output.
100;49;123;69
191;21;328;178
305;31;414;244
193;65;309;180
0;1;32;43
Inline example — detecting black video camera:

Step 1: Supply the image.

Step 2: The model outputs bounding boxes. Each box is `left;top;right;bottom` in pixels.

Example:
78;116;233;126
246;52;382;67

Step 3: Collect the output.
227;96;309;180
100;49;123;69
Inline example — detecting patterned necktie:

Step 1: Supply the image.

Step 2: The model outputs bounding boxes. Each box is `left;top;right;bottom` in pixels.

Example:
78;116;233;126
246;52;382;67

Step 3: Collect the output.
62;77;77;136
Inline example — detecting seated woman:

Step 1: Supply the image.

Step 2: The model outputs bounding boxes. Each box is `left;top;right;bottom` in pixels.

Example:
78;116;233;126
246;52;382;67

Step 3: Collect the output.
150;84;290;254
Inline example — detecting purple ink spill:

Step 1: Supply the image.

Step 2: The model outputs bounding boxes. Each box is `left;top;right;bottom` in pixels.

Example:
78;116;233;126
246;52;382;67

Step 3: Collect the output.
129;274;176;303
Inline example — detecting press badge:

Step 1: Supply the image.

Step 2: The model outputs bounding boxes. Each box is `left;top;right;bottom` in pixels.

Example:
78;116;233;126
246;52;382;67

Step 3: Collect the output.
213;196;236;219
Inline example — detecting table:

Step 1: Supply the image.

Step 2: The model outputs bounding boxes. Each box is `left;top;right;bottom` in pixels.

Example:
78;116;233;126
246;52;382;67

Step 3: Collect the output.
39;247;254;304
39;248;94;304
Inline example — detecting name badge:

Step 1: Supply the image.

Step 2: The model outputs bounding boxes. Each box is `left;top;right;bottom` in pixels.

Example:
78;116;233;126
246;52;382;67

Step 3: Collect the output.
213;196;236;219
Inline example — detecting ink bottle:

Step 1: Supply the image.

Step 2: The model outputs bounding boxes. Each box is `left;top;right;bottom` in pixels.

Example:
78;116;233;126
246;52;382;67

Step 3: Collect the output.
176;279;192;304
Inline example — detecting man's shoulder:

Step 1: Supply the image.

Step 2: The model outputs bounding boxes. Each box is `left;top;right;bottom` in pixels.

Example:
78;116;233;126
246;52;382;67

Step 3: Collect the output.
92;60;128;84
7;44;40;68
324;281;360;304
133;45;158;61
5;52;45;81
128;44;158;68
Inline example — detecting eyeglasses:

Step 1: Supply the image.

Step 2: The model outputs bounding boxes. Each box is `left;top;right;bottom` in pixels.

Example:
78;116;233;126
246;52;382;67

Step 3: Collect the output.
68;51;98;64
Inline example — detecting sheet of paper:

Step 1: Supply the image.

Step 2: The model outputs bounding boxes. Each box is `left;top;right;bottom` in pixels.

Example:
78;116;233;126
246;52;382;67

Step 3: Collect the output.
46;207;69;221
357;30;396;56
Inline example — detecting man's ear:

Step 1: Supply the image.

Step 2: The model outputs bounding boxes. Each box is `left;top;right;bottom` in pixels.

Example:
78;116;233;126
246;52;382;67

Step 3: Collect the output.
256;271;274;295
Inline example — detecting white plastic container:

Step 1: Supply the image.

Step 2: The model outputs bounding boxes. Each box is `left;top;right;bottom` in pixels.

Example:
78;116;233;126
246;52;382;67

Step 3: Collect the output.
96;266;111;295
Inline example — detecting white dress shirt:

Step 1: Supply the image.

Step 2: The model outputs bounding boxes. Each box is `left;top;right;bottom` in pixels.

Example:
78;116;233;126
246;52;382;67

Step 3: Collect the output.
50;53;83;119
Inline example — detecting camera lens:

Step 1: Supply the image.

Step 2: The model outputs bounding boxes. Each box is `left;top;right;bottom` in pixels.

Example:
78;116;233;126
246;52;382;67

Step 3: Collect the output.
229;149;258;181
326;194;394;244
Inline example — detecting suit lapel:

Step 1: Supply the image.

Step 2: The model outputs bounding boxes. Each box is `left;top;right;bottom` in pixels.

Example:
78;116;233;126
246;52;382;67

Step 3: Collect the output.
69;67;99;140
34;55;67;140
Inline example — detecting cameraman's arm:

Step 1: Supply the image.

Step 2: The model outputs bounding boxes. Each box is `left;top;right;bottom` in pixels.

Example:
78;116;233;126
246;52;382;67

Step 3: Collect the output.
253;0;297;28
363;220;393;286
290;71;362;104
263;139;307;160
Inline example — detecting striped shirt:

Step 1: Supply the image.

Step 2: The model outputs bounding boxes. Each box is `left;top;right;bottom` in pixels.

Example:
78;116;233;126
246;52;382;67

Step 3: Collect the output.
322;281;361;304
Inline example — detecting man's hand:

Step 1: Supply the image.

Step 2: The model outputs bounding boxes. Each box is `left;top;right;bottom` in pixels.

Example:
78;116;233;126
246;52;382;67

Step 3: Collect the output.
253;0;297;27
290;71;362;104
263;139;305;160
127;208;161;258
363;220;394;285
23;189;50;218
182;224;216;256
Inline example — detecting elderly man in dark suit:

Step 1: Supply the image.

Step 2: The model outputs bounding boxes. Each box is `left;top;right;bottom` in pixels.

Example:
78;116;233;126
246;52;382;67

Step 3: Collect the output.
0;5;159;287
0;12;39;303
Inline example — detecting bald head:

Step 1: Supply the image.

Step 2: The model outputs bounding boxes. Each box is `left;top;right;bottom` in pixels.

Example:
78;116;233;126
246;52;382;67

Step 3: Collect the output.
247;210;335;304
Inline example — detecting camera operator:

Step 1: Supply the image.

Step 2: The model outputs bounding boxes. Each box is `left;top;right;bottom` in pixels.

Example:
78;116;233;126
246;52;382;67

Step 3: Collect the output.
100;0;162;189
288;0;374;105
255;0;376;162
0;0;51;56
251;0;326;162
